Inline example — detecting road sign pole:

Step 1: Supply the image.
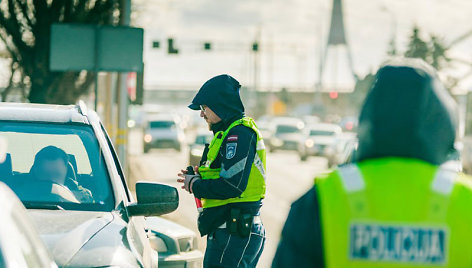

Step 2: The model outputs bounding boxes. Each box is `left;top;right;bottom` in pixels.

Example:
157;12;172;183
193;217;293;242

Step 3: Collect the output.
117;0;131;180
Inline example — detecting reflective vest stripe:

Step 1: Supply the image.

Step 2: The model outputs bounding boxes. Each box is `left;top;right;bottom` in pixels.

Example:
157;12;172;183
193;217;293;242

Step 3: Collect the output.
220;157;248;179
338;164;458;196
338;164;365;192
254;152;266;181
431;168;457;195
256;140;266;150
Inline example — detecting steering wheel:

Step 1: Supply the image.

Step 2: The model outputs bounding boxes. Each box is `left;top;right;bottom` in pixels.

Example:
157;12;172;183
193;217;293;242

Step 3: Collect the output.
16;180;80;203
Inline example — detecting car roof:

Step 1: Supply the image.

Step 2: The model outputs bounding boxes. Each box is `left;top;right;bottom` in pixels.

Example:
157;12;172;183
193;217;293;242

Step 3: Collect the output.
272;117;304;127
307;123;342;132
0;102;88;124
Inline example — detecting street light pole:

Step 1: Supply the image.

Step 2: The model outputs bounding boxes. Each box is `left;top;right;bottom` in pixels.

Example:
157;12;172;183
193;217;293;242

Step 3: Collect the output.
252;26;261;116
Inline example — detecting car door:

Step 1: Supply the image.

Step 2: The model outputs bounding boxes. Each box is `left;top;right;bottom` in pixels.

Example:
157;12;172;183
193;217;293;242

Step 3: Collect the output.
99;123;158;268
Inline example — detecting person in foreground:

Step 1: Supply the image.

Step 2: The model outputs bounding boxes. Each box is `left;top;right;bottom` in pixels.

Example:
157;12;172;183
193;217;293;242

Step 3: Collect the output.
272;58;472;267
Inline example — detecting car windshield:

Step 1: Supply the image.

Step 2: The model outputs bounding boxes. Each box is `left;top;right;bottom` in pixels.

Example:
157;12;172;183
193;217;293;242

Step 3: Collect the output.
276;125;300;134
195;134;212;145
0;122;114;212
309;130;336;136
149;121;175;129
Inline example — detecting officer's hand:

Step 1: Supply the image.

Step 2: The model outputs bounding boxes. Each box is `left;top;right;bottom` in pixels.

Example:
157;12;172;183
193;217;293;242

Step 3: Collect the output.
177;172;200;193
177;174;200;193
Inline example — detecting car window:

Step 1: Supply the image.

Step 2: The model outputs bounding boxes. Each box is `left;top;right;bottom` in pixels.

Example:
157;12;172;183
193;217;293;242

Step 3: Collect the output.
276;125;300;134
149;121;175;129
195;134;212;145
309;130;336;136
0;122;114;211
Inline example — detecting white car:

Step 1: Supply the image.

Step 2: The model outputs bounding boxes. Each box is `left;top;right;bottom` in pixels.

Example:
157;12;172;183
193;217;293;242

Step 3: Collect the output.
0;102;179;267
325;133;358;167
143;114;186;153
268;117;305;152
298;123;342;161
147;217;203;267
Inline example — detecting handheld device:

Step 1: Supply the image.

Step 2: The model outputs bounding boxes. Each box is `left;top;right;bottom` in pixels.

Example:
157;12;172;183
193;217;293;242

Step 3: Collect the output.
187;166;203;213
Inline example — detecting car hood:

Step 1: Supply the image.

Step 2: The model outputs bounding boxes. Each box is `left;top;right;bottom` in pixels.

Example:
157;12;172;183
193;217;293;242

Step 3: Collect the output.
28;210;114;267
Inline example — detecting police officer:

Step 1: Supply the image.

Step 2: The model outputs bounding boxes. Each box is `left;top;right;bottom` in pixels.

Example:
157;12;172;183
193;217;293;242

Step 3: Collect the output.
177;74;266;268
272;59;472;267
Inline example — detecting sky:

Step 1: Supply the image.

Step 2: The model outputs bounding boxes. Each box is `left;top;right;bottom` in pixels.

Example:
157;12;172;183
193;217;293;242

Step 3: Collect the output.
133;0;472;93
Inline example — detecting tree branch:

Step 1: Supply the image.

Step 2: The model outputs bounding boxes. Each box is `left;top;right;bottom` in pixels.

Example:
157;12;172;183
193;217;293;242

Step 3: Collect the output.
0;3;30;54
0;30;20;63
17;0;35;28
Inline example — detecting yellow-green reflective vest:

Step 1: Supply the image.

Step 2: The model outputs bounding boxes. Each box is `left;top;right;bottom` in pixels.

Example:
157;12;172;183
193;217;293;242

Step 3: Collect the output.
315;157;472;268
199;117;266;209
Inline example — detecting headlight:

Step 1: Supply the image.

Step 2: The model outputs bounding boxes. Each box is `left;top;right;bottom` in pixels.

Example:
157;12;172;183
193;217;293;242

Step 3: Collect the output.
144;134;152;143
127;120;136;128
149;235;168;253
191;148;204;156
305;139;314;148
271;138;283;146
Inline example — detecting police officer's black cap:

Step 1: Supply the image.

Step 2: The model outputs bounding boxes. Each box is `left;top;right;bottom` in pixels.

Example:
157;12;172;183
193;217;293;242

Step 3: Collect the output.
188;74;244;120
188;103;201;110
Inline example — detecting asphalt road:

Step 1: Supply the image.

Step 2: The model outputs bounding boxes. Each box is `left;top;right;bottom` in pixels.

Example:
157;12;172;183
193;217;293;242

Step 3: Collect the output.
128;129;329;267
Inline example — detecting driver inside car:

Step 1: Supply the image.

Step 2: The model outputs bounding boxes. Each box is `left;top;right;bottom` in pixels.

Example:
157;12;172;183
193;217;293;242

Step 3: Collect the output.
30;145;94;203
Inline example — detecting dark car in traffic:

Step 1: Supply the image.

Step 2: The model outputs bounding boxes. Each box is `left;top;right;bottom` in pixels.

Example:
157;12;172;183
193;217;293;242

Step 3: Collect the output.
0;102;179;268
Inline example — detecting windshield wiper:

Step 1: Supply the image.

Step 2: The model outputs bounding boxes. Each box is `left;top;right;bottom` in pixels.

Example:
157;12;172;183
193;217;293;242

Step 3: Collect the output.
22;202;64;210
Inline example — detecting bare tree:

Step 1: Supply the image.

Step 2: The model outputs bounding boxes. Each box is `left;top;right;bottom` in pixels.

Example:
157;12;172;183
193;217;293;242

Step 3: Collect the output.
0;0;121;104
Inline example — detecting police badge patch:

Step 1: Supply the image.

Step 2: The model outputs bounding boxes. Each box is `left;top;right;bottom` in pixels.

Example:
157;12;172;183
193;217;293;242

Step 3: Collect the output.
226;143;237;159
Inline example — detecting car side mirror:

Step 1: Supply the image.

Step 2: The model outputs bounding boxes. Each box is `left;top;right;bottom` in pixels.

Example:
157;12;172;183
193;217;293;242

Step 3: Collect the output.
127;182;179;217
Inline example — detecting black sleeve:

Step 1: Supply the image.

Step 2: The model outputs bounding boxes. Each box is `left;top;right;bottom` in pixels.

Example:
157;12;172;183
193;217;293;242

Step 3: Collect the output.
271;186;325;268
192;125;257;199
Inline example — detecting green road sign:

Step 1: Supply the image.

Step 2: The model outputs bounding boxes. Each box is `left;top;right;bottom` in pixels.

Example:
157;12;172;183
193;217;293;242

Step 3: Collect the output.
50;24;143;72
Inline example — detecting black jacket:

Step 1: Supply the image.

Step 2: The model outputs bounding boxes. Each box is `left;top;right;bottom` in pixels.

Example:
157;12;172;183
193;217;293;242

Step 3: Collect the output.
272;59;458;267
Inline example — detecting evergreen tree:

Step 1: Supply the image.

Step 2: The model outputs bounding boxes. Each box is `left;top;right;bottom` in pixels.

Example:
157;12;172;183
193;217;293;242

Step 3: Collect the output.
405;26;429;61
